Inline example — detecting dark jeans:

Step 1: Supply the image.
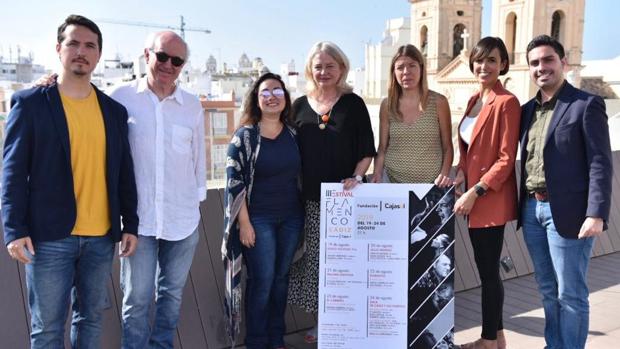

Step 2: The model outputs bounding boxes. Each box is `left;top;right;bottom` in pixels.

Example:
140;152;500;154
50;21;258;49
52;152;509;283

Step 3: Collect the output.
468;225;505;340
242;211;304;349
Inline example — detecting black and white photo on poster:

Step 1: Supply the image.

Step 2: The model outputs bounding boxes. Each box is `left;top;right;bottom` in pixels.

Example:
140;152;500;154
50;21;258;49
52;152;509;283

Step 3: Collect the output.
408;245;455;340
408;186;455;286
408;185;455;348
410;186;454;254
409;265;455;319
410;302;455;349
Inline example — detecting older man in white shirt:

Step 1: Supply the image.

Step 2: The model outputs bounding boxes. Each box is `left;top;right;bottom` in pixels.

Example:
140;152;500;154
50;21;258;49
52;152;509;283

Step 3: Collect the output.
109;31;206;349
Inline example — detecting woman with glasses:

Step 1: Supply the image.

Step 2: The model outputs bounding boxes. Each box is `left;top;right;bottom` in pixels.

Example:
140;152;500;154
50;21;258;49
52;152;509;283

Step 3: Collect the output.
371;44;453;187
453;37;521;349
222;73;303;349
287;41;376;343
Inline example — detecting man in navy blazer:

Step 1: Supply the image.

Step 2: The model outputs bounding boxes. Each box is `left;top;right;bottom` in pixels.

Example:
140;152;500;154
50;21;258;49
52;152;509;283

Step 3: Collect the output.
1;15;138;348
518;35;612;349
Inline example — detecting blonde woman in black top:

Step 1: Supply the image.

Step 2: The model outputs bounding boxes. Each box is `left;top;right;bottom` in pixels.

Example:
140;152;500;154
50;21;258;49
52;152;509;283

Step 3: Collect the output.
287;41;376;343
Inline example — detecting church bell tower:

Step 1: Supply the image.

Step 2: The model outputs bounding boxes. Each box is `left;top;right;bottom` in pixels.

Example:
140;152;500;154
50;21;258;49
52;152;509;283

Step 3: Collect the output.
409;0;482;75
491;0;585;91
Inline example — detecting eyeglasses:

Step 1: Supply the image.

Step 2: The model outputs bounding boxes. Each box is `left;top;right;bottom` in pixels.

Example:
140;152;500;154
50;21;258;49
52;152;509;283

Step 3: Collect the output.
150;49;185;67
259;88;285;99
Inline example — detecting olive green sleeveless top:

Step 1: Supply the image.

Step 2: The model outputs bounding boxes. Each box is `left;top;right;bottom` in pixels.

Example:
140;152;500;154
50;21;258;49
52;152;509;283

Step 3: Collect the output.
384;91;443;183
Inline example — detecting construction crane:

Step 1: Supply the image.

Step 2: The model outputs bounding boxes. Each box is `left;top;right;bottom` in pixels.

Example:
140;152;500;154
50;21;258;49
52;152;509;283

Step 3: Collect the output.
96;16;211;40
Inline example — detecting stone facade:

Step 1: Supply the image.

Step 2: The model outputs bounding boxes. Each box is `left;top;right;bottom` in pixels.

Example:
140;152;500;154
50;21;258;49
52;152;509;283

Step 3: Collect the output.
364;0;585;113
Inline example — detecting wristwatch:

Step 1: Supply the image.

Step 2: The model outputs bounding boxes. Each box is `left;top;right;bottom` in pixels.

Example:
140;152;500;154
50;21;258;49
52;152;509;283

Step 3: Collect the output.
474;184;487;197
354;175;363;183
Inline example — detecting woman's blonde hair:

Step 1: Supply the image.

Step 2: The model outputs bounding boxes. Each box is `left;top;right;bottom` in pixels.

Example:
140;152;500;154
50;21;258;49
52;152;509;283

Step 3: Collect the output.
304;41;353;96
387;44;429;119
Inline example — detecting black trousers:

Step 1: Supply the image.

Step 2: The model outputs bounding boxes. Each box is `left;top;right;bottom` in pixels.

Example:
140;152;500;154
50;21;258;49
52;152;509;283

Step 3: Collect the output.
468;225;505;340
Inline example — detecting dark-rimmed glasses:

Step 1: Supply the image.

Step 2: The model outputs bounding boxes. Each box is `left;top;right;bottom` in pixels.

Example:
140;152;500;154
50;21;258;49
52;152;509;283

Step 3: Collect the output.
150;49;185;67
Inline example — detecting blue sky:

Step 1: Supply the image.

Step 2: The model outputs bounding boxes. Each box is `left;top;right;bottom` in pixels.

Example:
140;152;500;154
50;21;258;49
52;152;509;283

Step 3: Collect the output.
0;0;618;72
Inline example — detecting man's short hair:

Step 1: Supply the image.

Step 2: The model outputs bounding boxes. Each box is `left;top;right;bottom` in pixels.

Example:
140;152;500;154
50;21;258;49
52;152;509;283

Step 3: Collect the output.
526;34;565;64
144;31;190;59
57;14;103;52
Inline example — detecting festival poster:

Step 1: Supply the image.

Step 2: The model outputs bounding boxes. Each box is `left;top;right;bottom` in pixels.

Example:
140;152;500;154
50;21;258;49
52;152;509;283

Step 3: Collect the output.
318;183;455;349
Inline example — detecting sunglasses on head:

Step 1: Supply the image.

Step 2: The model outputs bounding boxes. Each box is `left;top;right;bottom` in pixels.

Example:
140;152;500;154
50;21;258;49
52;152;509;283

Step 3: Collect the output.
259;88;285;99
150;49;185;67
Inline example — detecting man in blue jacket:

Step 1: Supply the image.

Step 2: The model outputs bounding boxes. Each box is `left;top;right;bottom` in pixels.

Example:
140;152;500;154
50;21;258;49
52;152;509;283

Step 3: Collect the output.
518;35;613;349
2;15;138;348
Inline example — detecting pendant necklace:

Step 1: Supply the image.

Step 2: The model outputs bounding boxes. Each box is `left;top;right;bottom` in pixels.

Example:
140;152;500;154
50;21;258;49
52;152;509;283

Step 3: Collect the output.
318;109;331;130
313;94;338;130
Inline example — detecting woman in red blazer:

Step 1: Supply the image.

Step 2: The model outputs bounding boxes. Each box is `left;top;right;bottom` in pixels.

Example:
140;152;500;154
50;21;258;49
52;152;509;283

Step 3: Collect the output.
454;37;521;349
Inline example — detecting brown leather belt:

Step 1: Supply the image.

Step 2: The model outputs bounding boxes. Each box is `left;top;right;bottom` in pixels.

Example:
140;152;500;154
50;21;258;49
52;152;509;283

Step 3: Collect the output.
528;190;548;202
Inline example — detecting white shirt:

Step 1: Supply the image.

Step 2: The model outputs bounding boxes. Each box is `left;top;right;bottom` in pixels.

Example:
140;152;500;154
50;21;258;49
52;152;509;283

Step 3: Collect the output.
459;116;477;145
110;78;206;241
460;98;483;145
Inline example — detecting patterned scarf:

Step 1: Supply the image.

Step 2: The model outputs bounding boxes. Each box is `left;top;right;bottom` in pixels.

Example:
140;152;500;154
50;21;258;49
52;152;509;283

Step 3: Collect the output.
220;123;297;345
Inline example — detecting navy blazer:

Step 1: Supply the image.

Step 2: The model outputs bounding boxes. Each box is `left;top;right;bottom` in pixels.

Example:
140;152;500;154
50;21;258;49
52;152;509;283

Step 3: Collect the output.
517;82;613;239
2;83;138;245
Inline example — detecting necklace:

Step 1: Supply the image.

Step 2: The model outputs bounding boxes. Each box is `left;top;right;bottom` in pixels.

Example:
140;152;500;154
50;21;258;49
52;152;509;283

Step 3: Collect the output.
318;109;331;130
310;92;340;113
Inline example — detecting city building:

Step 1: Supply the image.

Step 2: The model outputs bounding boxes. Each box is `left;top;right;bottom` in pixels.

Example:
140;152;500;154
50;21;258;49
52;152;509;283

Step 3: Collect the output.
201;93;239;185
94;56;136;88
208;72;252;102
347;67;366;97
0;53;47;83
580;55;620;99
238;53;252;74
365;0;585;110
364;17;411;101
206;55;217;74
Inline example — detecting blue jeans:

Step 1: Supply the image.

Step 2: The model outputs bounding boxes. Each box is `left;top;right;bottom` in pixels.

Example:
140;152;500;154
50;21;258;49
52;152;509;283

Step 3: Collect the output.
522;198;594;349
120;230;199;349
25;235;115;349
242;212;303;349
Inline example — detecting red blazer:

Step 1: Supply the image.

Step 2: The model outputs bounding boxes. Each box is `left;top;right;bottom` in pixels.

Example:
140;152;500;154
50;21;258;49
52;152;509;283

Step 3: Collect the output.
457;80;521;228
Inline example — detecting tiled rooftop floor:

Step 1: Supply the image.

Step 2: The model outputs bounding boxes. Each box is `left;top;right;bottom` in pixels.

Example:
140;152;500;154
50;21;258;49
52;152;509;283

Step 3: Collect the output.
268;251;620;349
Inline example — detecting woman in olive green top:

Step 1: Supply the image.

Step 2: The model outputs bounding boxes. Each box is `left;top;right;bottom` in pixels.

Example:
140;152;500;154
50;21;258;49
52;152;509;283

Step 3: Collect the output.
371;44;453;186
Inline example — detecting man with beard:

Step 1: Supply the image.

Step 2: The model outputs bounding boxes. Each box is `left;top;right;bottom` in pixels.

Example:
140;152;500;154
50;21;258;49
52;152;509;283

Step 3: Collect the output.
2;15;138;348
519;34;612;349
